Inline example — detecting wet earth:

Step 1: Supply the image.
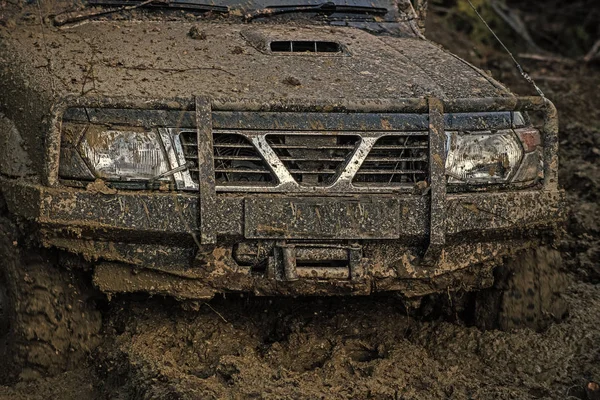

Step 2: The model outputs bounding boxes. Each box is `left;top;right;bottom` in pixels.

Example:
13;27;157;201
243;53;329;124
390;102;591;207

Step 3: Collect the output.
1;9;600;400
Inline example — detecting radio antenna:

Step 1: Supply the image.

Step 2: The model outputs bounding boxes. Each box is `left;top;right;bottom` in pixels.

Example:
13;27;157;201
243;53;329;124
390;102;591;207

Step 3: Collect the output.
466;0;547;101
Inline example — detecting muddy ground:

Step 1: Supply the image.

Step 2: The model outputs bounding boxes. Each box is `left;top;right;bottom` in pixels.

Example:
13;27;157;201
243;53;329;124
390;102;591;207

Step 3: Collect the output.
1;6;600;400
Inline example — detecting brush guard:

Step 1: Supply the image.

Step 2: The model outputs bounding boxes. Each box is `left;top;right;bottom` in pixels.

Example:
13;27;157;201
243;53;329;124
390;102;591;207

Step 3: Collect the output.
47;96;558;272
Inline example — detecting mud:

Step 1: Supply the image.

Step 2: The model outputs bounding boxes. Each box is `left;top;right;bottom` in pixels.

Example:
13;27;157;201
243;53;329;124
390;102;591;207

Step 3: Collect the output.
1;5;600;400
95;279;598;399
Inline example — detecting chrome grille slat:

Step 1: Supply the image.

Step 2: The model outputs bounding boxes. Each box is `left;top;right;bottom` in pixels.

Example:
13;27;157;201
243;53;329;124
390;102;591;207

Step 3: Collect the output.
270;144;356;150
213;143;254;148
214;155;263;161
214;169;272;174
355;170;427;175
279;157;347;162
287;169;338;174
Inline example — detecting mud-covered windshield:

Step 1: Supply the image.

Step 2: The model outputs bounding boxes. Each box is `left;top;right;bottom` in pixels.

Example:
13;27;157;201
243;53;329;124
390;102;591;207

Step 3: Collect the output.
88;0;407;20
53;0;418;36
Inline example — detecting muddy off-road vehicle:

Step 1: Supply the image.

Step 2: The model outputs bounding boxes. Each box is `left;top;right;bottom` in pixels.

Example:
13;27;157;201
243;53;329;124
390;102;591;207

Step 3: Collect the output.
0;0;566;378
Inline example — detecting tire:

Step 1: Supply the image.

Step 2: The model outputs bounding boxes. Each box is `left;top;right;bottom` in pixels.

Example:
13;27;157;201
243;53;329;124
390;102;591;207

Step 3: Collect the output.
475;246;569;332
0;217;102;381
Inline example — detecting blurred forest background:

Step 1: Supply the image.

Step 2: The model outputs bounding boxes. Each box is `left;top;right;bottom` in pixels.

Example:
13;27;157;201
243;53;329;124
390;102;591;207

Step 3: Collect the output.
425;0;599;60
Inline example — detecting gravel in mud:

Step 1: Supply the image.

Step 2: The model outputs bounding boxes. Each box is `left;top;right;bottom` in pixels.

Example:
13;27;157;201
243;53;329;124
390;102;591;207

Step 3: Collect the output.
1;8;600;400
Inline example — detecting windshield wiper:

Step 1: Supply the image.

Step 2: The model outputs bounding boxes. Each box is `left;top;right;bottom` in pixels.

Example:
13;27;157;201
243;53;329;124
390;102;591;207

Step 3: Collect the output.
244;2;387;21
54;0;228;26
88;0;229;12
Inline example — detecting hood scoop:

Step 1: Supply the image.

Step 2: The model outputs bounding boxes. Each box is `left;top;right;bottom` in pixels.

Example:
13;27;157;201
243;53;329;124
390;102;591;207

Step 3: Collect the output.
270;40;341;53
241;28;348;56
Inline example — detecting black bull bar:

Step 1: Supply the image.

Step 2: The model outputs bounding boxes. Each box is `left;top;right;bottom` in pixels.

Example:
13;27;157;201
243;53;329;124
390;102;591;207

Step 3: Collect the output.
44;95;559;266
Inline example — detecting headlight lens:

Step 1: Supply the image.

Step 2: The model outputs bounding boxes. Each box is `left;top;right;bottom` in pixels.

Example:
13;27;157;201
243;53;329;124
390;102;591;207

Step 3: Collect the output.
81;126;169;180
445;130;524;184
60;123;170;181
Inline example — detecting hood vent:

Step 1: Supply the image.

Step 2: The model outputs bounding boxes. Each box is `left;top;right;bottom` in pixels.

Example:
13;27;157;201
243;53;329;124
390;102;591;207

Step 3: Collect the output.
270;40;342;53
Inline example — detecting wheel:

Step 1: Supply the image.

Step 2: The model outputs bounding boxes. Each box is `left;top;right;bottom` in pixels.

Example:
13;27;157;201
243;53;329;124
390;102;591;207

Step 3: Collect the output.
475;246;569;331
0;217;102;381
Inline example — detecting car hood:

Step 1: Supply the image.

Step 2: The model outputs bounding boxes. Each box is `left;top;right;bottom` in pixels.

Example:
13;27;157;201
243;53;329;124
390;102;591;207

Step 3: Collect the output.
0;21;511;104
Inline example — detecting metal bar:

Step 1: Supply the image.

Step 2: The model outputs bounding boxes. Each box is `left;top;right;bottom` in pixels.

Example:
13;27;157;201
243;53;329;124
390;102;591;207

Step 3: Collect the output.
348;245;363;280
51;95;559;196
213;169;271;174
282;245;298;281
423;97;446;265
270;144;356;150
213;143;254;148
371;145;429;150
195;97;217;244
355;170;427;175
296;267;349;279
361;157;428;162
287;169;338;174
278;157;346;162
541;100;559;190
214;155;263;161
218;129;428;137
45;101;69;186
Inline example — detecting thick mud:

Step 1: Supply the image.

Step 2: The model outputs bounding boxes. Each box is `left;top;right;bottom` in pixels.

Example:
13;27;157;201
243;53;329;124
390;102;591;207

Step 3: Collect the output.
92;280;598;400
1;6;600;400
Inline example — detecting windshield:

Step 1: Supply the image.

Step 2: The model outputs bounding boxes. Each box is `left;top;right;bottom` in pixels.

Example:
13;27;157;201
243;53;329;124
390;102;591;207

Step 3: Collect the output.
54;0;419;36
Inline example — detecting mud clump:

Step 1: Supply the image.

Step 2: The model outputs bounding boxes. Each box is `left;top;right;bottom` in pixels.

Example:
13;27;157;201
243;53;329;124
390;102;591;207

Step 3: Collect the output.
282;76;302;86
188;26;207;40
86;179;117;195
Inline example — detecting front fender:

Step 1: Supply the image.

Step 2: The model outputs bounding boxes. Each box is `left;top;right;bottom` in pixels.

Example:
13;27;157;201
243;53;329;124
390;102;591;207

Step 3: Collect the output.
0;114;35;178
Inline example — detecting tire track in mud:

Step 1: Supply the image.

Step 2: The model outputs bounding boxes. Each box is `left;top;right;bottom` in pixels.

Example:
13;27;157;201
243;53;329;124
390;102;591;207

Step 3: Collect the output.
95;284;600;400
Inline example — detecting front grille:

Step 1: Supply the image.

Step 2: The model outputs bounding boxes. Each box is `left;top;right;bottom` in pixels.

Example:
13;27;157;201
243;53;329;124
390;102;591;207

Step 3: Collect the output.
353;133;429;186
178;128;429;191
266;134;360;186
179;130;275;185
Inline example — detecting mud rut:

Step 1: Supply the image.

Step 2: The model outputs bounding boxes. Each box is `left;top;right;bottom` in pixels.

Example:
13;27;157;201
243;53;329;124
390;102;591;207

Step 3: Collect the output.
1;15;600;400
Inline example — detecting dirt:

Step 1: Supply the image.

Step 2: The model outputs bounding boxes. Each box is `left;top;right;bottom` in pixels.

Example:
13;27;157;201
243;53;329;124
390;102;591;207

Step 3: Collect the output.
1;6;600;400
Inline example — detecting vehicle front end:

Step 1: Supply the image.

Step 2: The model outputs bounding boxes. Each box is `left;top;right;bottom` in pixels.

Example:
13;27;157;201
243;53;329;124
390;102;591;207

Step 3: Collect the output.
0;2;564;300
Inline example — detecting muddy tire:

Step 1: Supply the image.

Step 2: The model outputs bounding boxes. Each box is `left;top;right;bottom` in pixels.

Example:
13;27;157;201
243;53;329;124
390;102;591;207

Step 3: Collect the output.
475;247;569;332
0;218;102;381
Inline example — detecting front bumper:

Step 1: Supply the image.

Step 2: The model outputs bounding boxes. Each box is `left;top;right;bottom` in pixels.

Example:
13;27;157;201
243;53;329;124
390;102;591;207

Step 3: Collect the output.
2;178;565;297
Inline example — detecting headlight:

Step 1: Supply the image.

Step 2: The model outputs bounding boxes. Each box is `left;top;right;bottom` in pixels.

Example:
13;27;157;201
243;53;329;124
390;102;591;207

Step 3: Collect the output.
445;129;524;184
60;123;170;182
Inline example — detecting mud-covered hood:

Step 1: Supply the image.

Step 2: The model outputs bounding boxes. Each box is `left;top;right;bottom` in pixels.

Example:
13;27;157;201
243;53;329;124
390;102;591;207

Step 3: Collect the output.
0;21;511;103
